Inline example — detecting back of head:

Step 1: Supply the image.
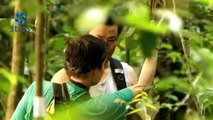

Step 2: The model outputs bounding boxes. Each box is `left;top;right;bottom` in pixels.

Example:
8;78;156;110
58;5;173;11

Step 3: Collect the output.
65;35;107;76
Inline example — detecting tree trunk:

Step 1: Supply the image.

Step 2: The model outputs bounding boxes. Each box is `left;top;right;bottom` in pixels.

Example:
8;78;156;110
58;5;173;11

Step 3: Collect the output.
35;0;44;98
5;0;25;119
34;0;45;119
35;2;44;96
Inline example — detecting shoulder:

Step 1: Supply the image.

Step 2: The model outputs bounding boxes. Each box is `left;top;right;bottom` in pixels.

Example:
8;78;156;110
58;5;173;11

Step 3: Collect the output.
43;80;53;88
27;80;53;100
121;62;137;78
11;81;53;120
25;80;53;93
110;58;135;74
11;82;36;120
109;58;137;86
121;62;138;86
51;68;69;83
121;62;134;70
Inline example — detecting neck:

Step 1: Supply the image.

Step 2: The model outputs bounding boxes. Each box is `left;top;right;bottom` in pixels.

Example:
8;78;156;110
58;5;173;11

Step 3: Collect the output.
103;57;110;69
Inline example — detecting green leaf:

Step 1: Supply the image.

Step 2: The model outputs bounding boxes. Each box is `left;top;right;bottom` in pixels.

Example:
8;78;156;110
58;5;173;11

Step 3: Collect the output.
0;18;13;38
155;77;192;93
126;34;140;49
146;104;158;110
0;69;29;86
160;103;173;110
167;51;182;63
203;95;213;109
0;73;11;93
165;94;179;102
139;31;158;57
129;98;142;104
155;80;173;91
134;93;143;99
126;108;142;115
198;93;213;104
161;43;173;50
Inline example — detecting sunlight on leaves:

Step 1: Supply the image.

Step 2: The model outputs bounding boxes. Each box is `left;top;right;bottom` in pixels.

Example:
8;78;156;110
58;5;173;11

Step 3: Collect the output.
123;5;168;33
156;10;182;32
75;6;109;34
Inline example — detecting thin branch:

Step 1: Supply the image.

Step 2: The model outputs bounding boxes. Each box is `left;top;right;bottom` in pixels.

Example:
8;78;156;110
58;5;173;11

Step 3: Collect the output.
178;31;192;82
0;99;6;113
172;0;176;13
172;0;202;115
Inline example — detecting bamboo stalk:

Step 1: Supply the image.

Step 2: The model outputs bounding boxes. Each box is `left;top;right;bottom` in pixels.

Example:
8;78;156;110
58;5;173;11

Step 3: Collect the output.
34;0;45;119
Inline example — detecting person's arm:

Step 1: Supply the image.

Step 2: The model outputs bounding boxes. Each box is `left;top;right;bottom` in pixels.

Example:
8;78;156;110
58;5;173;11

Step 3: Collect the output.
51;68;69;84
138;50;158;86
72;50;157;119
11;83;35;120
11;93;28;120
78;88;134;119
129;50;158;96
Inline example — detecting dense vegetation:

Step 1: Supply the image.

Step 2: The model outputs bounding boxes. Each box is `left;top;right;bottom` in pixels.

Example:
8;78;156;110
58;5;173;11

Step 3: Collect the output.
0;0;213;119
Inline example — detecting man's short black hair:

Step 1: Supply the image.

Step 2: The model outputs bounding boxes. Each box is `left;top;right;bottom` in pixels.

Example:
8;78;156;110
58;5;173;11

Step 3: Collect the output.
104;11;123;35
65;35;107;76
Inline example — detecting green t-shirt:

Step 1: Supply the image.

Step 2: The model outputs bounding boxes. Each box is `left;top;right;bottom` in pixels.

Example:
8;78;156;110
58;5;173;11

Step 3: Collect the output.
11;80;134;120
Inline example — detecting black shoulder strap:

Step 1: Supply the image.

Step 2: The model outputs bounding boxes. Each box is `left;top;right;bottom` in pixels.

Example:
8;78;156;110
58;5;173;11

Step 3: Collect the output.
53;83;70;104
110;58;127;90
47;82;90;119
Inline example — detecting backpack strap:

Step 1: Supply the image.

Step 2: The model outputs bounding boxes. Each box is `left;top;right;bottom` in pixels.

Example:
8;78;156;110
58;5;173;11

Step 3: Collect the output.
53;83;70;104
110;58;127;90
46;83;70;115
62;83;70;101
46;82;91;119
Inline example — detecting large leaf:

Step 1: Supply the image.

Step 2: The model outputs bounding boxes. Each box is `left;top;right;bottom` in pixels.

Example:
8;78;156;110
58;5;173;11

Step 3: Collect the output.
155;77;193;93
139;31;158;57
0;68;29;93
0;18;13;38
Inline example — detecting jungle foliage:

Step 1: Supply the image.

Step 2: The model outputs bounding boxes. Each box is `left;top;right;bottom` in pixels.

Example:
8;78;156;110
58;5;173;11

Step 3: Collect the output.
0;0;213;120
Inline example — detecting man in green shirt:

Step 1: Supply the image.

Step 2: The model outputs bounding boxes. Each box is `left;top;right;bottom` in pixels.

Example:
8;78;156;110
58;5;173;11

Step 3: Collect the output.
11;35;158;120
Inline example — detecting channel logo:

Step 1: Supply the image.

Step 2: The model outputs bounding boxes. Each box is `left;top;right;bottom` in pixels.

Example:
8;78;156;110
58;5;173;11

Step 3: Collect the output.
14;12;26;25
11;12;30;32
